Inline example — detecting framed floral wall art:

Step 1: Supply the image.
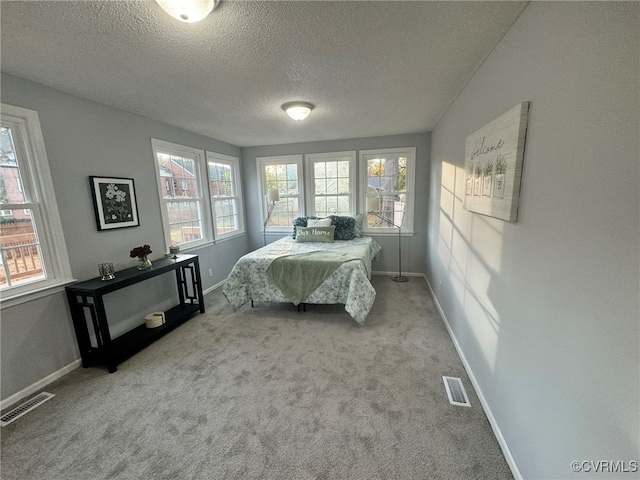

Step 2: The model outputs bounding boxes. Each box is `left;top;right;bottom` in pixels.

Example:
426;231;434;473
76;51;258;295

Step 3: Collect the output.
89;176;140;231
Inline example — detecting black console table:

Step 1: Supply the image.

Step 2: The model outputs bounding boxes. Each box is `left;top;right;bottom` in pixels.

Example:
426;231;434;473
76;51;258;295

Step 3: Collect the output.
66;254;204;373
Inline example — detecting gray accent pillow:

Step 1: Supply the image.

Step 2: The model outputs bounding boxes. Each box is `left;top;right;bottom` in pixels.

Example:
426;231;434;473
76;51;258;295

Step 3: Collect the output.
329;215;356;240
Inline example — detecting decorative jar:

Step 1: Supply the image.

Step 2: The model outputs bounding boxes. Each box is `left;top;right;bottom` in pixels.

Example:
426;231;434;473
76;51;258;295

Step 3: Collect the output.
98;262;116;281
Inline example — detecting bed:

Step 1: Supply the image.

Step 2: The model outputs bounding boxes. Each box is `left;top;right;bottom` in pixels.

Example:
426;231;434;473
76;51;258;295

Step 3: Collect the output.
223;234;382;325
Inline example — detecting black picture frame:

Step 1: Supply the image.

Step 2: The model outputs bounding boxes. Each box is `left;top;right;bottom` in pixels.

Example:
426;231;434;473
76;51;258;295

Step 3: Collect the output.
89;176;140;231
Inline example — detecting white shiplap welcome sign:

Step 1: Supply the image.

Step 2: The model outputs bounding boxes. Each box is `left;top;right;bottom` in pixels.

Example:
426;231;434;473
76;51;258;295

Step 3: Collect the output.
463;102;530;222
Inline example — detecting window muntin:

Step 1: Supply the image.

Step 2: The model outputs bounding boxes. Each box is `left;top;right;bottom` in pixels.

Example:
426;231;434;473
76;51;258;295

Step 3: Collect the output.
152;139;211;250
360;147;415;234
257;155;304;231
207;152;244;240
306;151;356;217
0;104;73;305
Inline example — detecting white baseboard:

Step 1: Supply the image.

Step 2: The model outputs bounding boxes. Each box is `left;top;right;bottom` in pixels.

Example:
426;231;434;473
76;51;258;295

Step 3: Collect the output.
203;279;225;296
1;282;229;412
424;278;523;480
371;271;425;277
1;359;81;411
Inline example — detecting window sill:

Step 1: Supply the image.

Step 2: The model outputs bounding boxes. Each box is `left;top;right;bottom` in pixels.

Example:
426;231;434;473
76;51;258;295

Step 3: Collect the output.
214;231;246;244
262;228;293;234
180;240;214;253
0;278;77;310
363;230;415;237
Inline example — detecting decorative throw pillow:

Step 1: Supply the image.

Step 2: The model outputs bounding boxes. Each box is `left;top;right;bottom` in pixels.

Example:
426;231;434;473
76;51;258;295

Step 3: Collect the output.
307;217;332;227
353;214;364;238
295;226;335;243
292;216;319;238
292;217;307;238
329;215;356;240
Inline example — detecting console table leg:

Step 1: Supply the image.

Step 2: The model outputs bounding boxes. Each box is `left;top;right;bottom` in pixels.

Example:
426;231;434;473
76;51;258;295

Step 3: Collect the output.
92;295;115;372
193;259;205;313
66;290;93;368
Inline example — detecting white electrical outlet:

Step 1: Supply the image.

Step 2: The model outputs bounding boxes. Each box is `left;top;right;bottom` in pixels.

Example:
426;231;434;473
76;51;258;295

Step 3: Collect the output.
208;268;213;277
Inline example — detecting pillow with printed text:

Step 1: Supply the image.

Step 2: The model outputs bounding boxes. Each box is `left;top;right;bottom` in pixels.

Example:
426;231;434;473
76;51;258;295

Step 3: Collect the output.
295;226;336;243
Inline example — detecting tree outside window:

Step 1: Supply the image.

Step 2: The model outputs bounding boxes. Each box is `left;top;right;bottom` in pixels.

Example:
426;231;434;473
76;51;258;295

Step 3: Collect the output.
208;152;244;239
306;151;356;217
258;155;304;230
361;147;415;234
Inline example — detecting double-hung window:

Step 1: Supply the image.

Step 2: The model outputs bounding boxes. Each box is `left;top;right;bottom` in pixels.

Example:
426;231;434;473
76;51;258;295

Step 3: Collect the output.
360;147;416;234
151;139;212;249
0;104;73;306
257;155;304;232
305;151;356;217
207;152;244;240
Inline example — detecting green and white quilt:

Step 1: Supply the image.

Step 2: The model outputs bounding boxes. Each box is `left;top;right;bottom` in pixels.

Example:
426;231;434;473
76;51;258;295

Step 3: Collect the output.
223;236;382;325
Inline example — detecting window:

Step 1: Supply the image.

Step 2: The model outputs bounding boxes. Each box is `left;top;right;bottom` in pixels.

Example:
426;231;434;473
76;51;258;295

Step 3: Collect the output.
257;155;304;231
0;104;73;306
207;152;244;240
360;147;416;234
305;151;356;217
151;139;212;249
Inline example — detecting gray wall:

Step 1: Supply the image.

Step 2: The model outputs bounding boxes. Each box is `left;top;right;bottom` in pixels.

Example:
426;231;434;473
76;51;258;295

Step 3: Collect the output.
242;133;430;275
1;74;249;400
426;3;639;479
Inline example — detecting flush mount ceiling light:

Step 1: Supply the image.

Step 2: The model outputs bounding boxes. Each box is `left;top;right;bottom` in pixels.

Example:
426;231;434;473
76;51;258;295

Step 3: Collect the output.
155;0;219;23
282;102;315;121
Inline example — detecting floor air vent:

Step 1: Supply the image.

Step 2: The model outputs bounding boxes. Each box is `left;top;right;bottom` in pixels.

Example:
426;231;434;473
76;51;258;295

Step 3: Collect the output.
1;392;55;426
443;376;471;407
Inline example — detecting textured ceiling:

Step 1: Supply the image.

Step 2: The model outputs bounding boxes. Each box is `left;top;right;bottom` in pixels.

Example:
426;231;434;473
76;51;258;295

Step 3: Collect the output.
0;1;528;147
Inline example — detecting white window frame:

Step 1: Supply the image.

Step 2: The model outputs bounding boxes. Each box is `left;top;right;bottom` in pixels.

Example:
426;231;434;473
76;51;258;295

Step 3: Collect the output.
359;147;416;235
0;104;74;308
305;151;356;217
206;151;245;241
257;154;304;233
151;139;213;252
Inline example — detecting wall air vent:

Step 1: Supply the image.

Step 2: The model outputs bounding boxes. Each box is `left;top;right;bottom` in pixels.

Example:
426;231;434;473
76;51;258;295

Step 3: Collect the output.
1;392;55;426
443;376;471;407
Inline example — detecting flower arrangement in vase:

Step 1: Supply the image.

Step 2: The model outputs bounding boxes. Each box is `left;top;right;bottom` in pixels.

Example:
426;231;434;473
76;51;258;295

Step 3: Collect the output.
130;244;153;270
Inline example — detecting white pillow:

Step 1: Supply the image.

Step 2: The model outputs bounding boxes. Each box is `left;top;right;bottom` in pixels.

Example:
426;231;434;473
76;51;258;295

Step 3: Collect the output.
307;218;332;227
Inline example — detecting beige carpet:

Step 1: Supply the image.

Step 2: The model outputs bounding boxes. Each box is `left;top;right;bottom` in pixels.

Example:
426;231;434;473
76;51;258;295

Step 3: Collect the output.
1;276;513;480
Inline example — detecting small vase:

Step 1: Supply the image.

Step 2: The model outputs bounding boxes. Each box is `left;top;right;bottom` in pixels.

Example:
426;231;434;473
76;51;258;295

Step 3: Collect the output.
137;256;152;270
